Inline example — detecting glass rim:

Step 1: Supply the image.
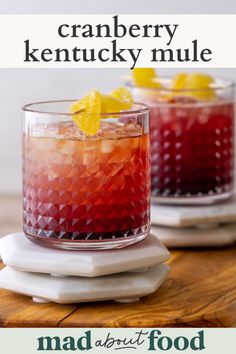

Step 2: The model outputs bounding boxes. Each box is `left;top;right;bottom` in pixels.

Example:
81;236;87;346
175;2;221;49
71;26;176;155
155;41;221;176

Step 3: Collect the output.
22;100;149;117
126;76;235;92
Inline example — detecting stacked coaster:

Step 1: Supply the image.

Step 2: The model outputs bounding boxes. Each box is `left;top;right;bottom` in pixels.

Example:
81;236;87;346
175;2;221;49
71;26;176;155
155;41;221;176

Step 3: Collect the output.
0;233;170;304
151;195;236;247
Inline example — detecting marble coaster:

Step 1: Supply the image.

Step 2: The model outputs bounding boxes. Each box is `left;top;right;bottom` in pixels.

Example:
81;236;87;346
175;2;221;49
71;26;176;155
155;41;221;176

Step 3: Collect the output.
0;233;170;277
151;195;236;227
151;222;236;248
0;235;7;261
0;264;169;304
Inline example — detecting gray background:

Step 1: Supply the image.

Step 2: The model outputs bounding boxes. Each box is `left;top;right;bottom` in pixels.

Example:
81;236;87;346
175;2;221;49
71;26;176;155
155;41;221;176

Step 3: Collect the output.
0;0;235;192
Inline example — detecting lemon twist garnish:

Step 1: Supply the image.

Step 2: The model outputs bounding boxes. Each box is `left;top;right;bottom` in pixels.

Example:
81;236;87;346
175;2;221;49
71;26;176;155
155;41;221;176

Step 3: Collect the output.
101;95;125;113
132;68;161;88
70;87;133;136
171;73;188;91
131;69;216;101
171;72;216;100
109;87;133;109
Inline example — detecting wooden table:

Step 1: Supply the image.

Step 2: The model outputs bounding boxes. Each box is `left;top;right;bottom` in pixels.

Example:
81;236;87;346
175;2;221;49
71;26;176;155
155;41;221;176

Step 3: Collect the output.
0;194;236;328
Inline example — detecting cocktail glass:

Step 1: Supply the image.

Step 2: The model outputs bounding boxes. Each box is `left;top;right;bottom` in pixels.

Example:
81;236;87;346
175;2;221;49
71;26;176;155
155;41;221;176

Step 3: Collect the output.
22;101;150;250
127;78;235;205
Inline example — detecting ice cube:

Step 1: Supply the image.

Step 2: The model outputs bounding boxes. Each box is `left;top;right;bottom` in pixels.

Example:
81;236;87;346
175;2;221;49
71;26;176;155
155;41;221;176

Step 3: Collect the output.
100;140;114;153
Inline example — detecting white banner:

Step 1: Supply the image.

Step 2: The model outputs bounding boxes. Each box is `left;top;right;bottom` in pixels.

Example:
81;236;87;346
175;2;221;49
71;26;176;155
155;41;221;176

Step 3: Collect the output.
0;14;235;68
0;328;235;353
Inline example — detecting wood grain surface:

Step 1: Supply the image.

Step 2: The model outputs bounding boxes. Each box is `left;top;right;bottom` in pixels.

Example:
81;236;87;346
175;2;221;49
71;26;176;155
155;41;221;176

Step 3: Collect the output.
0;194;236;328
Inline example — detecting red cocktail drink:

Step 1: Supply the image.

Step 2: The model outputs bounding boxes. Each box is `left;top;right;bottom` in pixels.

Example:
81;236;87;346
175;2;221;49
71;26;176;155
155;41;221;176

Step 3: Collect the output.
22;101;150;249
129;78;234;204
150;98;234;199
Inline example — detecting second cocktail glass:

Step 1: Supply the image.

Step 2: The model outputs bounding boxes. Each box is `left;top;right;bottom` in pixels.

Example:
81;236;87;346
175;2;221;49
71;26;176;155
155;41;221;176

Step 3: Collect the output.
22;101;150;250
128;77;235;205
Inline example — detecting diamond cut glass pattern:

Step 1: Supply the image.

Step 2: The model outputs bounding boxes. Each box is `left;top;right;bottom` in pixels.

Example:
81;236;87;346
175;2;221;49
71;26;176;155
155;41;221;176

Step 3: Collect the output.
22;101;150;250
129;78;235;204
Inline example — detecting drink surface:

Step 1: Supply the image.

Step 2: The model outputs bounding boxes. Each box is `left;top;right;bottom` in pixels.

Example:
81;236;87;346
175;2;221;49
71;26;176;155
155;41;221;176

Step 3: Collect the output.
150;99;234;198
23;121;150;242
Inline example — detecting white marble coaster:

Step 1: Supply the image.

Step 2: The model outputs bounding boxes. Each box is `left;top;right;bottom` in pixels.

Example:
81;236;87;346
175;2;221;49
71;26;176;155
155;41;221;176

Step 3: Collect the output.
151;222;236;248
0;233;170;277
0;264;169;304
0;235;7;261
151;195;236;227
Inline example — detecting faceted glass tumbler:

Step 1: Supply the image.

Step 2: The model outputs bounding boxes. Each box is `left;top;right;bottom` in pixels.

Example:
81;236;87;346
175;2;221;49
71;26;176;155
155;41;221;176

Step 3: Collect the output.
127;78;235;205
22;100;150;250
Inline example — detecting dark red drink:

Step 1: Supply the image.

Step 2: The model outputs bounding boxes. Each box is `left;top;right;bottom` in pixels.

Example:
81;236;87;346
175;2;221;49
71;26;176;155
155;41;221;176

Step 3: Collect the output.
128;74;235;204
150;98;234;202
